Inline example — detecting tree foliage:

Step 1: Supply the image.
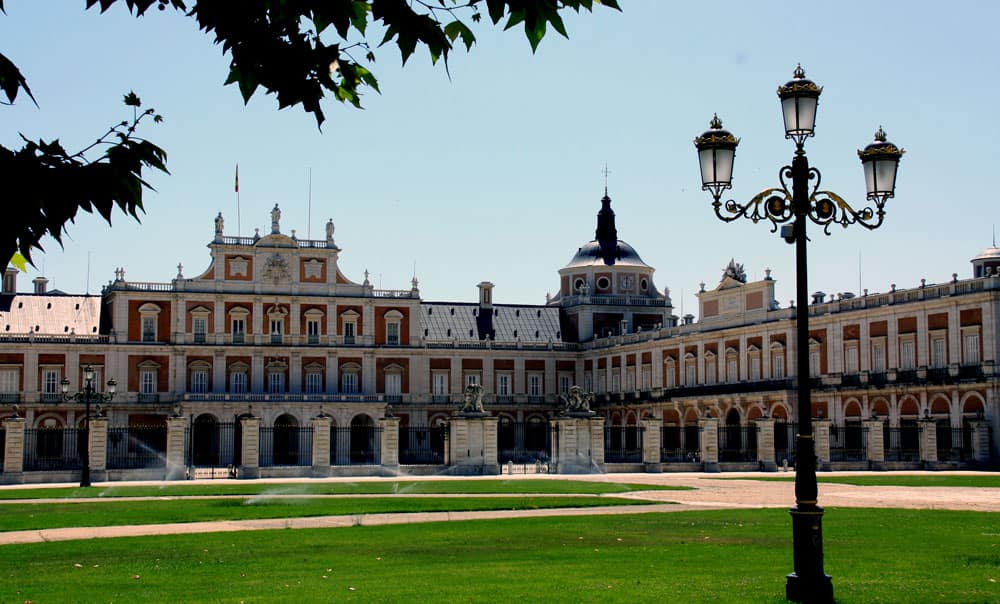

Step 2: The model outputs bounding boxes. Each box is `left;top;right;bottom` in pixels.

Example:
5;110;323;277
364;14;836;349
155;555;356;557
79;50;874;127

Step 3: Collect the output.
1;0;620;267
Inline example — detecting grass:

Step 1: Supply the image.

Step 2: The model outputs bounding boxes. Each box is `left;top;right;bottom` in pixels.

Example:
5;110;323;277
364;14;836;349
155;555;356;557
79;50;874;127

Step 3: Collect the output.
0;496;651;532
723;474;1000;488
0;508;996;603
0;479;687;500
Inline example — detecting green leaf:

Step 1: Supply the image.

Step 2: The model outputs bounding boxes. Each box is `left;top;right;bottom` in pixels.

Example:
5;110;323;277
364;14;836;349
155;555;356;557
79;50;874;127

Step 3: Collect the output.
123;91;141;106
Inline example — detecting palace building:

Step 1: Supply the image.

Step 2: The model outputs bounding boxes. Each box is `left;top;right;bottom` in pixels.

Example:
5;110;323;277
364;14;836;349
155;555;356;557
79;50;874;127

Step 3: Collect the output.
0;194;996;481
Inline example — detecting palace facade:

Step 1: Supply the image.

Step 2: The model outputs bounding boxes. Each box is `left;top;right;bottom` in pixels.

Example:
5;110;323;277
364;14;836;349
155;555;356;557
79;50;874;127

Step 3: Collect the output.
0;195;996;481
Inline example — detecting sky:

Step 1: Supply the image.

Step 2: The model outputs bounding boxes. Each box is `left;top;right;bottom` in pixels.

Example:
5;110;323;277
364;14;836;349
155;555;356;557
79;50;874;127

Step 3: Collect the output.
3;1;999;317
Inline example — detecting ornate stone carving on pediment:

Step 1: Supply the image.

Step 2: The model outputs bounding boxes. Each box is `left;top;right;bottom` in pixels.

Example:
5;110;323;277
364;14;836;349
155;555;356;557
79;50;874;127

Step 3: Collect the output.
262;253;291;284
303;258;324;280
229;256;249;278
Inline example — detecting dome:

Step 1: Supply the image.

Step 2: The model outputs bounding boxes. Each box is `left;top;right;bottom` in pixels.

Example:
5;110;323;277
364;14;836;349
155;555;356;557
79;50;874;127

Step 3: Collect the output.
565;239;652;269
971;246;1000;262
254;233;298;248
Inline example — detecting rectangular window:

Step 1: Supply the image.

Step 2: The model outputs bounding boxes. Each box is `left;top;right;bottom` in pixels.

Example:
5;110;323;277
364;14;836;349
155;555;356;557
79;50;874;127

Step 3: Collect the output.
931;336;946;369
386;322;400;346
559;374;571;394
140;369;156;394
641;366;651;390
665;363;676;388
685;362;697;385
496;373;511;396
231;318;246;344
704;359;716;385
529;374;542;397
749;356;761;381
900;339;915;370
343;321;356;344
342;372;358;394
845;343;859;374
809;350;821;376
611;372;620;392
872;341;886;373
268;372;284;394
305;372;323;394
625;369;635;392
432;373;448;395
191;370;208;393
584;373;593;392
464;372;479;387
726;357;738;382
597;373;606;393
141;317;156;342
42;368;60;394
230;372;247;394
307;319;321;344
771;354;785;379
193;317;207;344
0;367;19;393
385;373;401;396
270;319;283;344
964;333;980;365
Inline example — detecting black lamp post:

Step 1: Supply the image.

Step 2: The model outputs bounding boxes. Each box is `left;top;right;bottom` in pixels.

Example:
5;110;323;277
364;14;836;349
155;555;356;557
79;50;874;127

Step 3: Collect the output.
693;65;904;604
61;365;116;488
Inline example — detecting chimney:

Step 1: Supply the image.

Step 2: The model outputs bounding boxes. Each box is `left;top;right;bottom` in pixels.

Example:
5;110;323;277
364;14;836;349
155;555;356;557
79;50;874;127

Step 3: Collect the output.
33;276;49;294
2;267;17;294
811;291;826;304
476;282;495;340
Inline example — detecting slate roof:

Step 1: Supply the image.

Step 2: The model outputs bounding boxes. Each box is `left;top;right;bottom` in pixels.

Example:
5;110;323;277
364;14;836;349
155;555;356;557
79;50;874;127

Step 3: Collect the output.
420;302;562;342
0;294;102;336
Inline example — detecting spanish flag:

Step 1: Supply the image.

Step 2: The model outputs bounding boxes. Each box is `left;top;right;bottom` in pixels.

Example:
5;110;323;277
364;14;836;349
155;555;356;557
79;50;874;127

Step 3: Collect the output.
235;164;240;193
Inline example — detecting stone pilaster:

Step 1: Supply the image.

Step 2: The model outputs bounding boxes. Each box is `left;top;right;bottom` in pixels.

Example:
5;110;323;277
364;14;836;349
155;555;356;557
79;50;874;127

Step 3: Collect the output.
550;415;603;474
639;417;662;472
755;417;776;471
863;419;885;468
165;415;187;480
447;415;499;475
379;416;400;471
88;417;109;476
970;420;992;463
698;418;719;472
813;419;832;470
589;416;605;467
919;419;938;463
310;416;332;470
2;416;25;477
239;416;261;478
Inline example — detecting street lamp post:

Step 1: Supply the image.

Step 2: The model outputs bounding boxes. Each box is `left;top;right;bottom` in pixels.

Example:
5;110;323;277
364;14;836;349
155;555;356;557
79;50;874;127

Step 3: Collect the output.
61;365;117;488
693;65;904;604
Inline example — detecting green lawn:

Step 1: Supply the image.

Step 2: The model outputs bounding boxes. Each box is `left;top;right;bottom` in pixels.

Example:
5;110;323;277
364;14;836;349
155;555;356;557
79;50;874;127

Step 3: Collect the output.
0;496;650;532
724;474;1000;488
0;508;996;603
0;479;686;500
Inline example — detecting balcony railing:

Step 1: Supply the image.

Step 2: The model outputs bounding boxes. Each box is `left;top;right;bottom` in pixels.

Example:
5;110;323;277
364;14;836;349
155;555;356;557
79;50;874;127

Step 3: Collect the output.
137;393;161;403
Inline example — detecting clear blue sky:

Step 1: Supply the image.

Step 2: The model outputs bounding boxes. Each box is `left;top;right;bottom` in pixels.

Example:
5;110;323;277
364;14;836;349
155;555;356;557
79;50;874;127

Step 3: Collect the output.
3;1;998;316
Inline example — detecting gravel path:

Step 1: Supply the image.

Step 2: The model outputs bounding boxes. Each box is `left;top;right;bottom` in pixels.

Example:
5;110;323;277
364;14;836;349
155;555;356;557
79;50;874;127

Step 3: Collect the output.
0;471;996;545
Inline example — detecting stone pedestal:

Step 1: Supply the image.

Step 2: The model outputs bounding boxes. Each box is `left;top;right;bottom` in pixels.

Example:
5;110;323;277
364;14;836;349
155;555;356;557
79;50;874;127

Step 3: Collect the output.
970;420;992;464
88;417;109;481
448;415;499;475
755;417;776;472
310;416;332;473
379;417;400;472
550;415;605;474
698;418;719;472
814;419;831;470
2;416;25;479
165;416;187;480
639;417;662;472
919;419;938;464
238;416;261;479
863;419;885;469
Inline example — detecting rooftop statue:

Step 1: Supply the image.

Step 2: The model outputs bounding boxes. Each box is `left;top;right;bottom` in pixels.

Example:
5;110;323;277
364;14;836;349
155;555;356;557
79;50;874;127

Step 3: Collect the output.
723;258;747;283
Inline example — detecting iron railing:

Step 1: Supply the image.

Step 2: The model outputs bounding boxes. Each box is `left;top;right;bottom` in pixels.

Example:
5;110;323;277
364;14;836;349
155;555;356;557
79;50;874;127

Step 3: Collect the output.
774;421;798;465
718;425;758;462
259;426;313;467
23;427;82;471
604;425;643;463
498;421;550;464
885;425;920;462
660;425;700;462
829;424;868;462
399;426;446;465
936;424;970;462
107;425;167;469
331;426;382;465
186;421;237;467
0;427;5;469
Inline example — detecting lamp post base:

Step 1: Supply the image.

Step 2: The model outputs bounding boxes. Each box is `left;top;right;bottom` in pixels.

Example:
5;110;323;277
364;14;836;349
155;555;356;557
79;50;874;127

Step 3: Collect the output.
786;572;833;603
786;505;834;603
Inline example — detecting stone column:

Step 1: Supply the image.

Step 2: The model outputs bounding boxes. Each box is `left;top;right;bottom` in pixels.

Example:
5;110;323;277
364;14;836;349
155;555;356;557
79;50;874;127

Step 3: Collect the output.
698;418;719;472
88;417;109;480
550;416;603;474
756;417;776;472
165;415;187;480
970;420;992;464
639;416;662;472
2;416;25;478
310;415;332;474
239;416;261;478
447;415;499;475
379;416;400;472
814;418;831;470
919;418;938;464
863;418;885;469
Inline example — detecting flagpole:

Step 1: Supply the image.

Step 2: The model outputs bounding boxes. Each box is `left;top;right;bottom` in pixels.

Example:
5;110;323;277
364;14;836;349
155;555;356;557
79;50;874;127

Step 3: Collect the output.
235;163;241;237
307;167;312;240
